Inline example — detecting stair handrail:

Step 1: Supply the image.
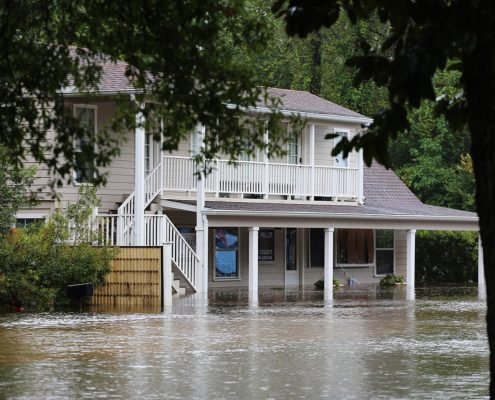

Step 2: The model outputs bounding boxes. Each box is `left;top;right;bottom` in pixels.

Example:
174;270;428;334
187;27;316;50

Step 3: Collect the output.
144;162;163;206
117;161;163;245
162;214;199;292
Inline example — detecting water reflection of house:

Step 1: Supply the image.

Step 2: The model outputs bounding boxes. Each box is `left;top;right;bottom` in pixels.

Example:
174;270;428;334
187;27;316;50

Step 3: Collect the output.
17;57;481;299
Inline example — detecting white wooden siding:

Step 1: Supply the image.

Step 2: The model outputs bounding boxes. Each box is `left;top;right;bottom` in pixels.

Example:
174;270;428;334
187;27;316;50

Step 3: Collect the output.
394;230;408;279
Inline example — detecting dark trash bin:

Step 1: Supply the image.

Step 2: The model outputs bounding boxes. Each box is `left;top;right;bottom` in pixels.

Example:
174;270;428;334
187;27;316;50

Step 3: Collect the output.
66;283;94;310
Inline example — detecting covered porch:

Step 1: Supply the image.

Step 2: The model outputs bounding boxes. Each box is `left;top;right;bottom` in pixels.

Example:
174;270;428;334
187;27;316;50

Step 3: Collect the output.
164;194;480;303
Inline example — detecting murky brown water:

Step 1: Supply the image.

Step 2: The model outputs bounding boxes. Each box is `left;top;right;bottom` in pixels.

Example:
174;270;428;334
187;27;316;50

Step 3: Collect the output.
0;286;489;399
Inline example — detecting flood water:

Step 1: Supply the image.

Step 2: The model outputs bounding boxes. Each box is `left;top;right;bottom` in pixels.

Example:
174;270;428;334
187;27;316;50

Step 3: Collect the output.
0;286;489;399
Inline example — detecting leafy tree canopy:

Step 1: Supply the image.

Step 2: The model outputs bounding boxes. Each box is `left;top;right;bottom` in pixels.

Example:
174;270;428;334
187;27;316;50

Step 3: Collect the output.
0;0;289;187
273;0;495;394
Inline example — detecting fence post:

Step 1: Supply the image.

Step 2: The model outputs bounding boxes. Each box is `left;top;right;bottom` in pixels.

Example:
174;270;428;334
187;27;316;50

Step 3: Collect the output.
162;243;173;309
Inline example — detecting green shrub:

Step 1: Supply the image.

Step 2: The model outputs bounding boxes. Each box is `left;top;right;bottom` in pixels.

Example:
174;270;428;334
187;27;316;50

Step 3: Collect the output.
0;188;116;310
379;273;405;286
314;278;340;290
415;230;477;284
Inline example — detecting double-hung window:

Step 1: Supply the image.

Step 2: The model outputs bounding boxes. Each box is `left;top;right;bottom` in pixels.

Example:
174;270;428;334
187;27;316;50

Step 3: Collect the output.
145;111;162;175
73;105;97;184
375;230;394;275
287;125;300;165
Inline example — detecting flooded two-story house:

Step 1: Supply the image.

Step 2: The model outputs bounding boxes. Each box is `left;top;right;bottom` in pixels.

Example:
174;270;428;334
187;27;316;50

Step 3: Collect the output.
17;57;481;299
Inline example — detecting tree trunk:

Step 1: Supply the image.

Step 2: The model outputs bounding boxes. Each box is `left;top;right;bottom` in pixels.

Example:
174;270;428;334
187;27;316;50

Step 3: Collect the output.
464;5;495;395
309;32;322;95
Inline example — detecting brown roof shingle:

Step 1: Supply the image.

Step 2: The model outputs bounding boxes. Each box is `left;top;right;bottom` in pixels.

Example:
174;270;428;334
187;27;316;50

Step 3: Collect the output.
260;88;369;120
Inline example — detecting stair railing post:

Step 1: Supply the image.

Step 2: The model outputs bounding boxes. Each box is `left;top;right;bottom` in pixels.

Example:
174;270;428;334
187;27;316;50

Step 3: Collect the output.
162;243;173;309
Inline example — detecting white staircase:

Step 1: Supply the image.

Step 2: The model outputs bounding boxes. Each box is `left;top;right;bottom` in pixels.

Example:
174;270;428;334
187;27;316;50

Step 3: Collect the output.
97;160;200;294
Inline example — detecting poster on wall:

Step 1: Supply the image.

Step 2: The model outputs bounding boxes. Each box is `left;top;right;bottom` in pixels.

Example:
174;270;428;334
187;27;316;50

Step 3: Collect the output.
258;229;275;262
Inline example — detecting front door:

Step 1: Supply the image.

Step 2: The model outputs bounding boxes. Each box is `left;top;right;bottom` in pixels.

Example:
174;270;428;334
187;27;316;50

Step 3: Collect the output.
285;228;299;286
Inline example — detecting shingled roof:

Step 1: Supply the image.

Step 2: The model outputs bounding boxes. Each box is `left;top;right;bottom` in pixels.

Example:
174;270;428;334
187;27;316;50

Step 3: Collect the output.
261;88;368;120
65;47;137;93
63;52;370;121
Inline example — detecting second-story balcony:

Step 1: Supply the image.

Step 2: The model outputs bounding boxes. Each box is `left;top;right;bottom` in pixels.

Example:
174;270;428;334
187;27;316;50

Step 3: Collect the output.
161;155;362;201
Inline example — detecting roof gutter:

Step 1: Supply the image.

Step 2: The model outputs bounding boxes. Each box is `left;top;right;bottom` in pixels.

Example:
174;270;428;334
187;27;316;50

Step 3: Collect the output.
60;88;143;97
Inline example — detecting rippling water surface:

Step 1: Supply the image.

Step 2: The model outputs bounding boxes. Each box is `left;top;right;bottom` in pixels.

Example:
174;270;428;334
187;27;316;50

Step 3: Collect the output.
0;286;489;399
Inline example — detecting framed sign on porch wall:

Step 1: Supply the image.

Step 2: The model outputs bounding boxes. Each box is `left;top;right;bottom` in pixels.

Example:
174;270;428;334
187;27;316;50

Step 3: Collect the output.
258;229;275;262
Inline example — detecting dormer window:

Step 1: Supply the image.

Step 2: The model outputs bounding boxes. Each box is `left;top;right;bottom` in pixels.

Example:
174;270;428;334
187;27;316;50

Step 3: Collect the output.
73;105;97;184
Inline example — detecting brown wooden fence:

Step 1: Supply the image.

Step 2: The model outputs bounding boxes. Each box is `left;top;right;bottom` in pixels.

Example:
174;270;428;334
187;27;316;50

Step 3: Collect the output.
90;246;162;308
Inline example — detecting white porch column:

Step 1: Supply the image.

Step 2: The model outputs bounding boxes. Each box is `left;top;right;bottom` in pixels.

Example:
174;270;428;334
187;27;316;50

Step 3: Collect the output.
478;233;486;298
196;125;206;292
249;227;259;304
162;243;173;309
134;103;146;246
358;148;364;204
263;130;269;199
202;216;209;293
406;229;416;300
309;124;315;201
324;228;334;302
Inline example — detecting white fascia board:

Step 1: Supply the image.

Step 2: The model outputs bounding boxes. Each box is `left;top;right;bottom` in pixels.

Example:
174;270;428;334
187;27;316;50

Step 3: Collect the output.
203;209;479;231
227;104;373;125
15;211;49;219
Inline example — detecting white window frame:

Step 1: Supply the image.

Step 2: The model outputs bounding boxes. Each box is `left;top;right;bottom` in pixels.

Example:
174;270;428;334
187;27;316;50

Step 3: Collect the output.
13;212;49;228
213;227;241;281
73;104;97;185
287;123;300;165
374;229;395;277
144;132;153;175
333;128;350;167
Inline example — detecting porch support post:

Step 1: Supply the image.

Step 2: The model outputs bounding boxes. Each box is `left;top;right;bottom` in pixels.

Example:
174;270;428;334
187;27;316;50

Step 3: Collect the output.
160;118;164;196
249;227;259;304
358;148;364;204
162;243;173;309
406;229;416;300
196;125;206;292
263;129;269;199
309;124;315;201
324;227;334;302
478;233;486;298
202;215;209;293
134;102;146;246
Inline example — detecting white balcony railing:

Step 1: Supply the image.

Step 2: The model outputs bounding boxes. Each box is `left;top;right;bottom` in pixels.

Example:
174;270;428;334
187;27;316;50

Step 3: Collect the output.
162;155;359;199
